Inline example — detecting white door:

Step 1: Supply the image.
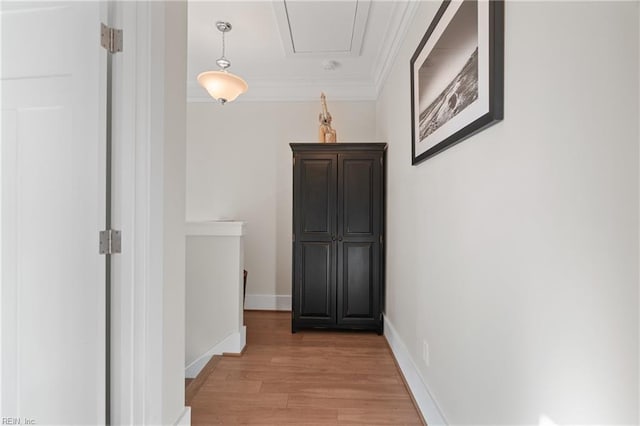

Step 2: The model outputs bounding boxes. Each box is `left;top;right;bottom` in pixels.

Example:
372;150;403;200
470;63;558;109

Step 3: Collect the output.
1;2;106;424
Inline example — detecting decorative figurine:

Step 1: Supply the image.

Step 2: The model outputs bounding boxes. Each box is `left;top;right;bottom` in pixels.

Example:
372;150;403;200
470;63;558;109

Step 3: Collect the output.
318;92;337;143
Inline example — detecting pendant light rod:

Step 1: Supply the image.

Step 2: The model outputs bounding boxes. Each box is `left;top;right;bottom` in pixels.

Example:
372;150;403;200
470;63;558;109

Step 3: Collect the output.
216;21;231;70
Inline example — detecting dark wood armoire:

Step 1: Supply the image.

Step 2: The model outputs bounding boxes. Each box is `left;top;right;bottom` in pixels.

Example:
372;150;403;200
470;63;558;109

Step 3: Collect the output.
290;143;386;334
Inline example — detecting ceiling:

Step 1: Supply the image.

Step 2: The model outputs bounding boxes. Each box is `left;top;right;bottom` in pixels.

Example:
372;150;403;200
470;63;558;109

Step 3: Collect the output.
187;1;419;102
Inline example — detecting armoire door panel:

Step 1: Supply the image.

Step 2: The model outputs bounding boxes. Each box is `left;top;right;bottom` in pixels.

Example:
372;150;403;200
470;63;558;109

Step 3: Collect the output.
338;242;379;322
296;242;335;320
338;154;382;240
344;159;373;235
296;157;336;237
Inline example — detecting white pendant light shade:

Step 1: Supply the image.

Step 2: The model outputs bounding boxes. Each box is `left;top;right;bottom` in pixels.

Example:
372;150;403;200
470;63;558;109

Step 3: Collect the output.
197;70;248;104
198;21;248;104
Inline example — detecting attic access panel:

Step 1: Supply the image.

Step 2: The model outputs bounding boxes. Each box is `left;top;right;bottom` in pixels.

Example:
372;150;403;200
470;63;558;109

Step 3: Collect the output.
273;0;371;57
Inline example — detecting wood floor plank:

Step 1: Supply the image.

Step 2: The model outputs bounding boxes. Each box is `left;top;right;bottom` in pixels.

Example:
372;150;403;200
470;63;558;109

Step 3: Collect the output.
191;393;289;411
193;408;338;425
338;408;423;425
286;395;417;411
260;382;410;400
198;378;262;393
206;367;232;381
211;360;397;377
189;311;424;425
224;370;401;385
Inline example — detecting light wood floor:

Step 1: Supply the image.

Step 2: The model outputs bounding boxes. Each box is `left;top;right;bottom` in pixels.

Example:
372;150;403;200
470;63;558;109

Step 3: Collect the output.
188;311;424;425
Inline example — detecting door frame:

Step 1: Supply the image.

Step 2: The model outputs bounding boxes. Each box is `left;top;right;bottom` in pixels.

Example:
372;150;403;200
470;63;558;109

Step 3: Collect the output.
109;2;156;423
110;2;187;424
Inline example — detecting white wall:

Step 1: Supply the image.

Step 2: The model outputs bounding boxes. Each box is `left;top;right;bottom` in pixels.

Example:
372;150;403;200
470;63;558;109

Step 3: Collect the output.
185;227;245;375
377;1;639;424
185;235;240;366
186;100;377;302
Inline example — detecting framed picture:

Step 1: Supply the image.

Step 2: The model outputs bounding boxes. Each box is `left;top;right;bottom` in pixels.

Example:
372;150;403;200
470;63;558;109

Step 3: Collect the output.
410;0;504;165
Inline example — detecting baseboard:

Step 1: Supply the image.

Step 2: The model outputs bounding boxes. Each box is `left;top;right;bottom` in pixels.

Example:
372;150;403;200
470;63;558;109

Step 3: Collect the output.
185;355;222;405
174;407;191;426
184;326;246;378
384;315;448;426
244;294;291;311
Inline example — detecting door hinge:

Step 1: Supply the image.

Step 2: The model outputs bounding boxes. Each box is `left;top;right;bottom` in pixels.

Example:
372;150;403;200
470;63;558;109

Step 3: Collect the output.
380;234;384;244
101;23;123;53
292;233;296;242
99;230;122;255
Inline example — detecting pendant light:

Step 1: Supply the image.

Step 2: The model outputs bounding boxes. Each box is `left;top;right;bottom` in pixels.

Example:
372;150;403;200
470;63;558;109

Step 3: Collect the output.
197;21;248;104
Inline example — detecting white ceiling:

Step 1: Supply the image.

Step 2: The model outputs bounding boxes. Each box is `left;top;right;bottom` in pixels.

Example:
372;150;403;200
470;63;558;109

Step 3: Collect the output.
272;0;370;56
187;1;419;102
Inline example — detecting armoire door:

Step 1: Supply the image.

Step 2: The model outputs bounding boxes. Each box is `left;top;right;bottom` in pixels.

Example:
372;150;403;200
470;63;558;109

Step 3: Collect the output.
292;154;337;326
336;153;382;327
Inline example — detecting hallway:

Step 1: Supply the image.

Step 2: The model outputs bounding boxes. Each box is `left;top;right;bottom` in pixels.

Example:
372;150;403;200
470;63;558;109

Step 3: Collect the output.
188;311;424;425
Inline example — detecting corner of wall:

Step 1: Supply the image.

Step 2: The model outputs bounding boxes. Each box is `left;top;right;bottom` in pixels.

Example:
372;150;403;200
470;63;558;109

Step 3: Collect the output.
174;407;191;426
185;329;245;378
384;315;447;426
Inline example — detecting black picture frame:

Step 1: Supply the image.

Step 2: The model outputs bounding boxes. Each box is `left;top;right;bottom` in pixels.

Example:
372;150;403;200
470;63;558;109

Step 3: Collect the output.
410;0;504;165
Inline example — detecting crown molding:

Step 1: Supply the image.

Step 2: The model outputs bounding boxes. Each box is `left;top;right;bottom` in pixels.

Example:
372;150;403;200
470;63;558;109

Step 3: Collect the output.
372;1;420;97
